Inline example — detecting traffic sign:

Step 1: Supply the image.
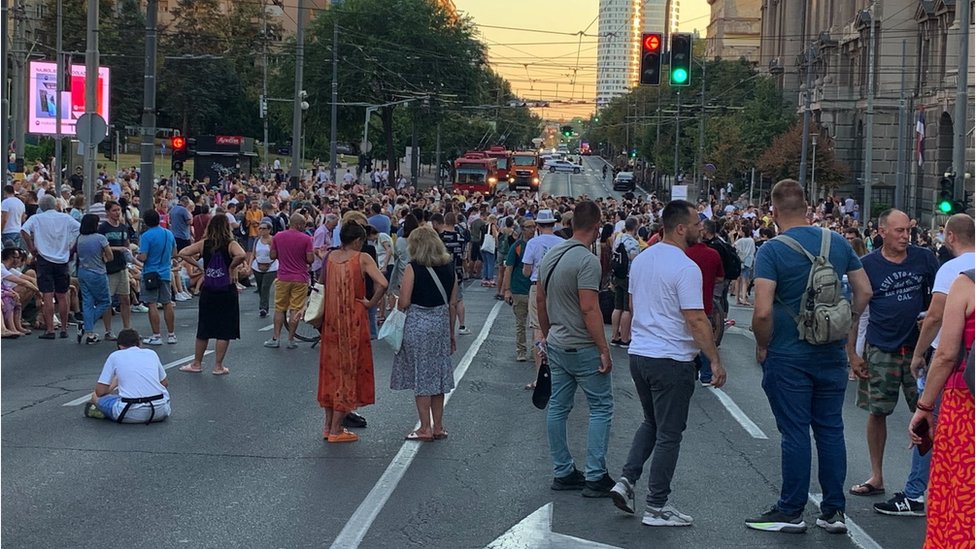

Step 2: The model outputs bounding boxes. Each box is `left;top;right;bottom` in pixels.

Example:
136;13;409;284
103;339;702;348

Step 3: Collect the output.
75;113;107;146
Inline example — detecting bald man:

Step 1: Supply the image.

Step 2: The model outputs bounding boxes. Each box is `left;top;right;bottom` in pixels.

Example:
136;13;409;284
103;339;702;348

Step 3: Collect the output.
850;209;939;499
871;213;975;516
266;213;314;349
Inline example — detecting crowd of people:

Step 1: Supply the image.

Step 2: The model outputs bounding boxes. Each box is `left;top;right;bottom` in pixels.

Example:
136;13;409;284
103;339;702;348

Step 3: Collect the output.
1;158;972;545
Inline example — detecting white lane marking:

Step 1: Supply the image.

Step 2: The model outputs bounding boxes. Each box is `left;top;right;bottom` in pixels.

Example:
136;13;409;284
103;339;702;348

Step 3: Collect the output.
62;350;215;406
706;387;769;439
330;301;504;549
259;324;274;332
808;493;884;549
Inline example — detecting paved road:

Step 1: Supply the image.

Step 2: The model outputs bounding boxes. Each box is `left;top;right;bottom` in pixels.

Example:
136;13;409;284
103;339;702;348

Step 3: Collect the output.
540;156;627;200
2;266;926;547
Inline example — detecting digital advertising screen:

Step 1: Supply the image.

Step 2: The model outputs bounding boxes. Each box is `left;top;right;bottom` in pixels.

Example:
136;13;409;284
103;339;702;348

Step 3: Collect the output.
28;61;110;136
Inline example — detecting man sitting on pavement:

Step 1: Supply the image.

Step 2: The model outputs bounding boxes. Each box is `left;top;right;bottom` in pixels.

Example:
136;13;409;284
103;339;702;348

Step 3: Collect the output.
84;329;172;424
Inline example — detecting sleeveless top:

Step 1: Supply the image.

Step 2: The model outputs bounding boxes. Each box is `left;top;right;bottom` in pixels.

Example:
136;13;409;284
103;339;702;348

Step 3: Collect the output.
250;238;278;272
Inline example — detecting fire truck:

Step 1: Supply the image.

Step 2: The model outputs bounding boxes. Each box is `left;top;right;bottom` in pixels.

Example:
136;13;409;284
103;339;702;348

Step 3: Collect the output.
508;151;540;191
483;146;513;182
452;152;499;194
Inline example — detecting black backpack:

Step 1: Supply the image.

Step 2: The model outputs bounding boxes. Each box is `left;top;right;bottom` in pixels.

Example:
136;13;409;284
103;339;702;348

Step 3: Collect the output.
610;238;631;279
708;237;742;280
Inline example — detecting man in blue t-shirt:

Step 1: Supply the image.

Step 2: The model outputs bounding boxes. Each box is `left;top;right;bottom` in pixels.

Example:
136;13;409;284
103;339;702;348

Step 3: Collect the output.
168;197;193;250
367;203;391;235
850;209;938;499
137;209;177;346
749;179;871;534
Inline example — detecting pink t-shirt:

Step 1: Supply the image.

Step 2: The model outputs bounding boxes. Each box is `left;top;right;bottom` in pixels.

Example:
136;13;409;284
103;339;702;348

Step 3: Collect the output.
271;229;313;283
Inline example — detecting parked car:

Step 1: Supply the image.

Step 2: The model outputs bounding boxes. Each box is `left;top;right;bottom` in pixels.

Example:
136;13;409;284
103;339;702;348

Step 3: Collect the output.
613;171;635;191
546;159;581;174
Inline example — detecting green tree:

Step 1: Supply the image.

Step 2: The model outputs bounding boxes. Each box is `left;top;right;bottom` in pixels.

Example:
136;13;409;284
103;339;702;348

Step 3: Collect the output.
757;121;848;191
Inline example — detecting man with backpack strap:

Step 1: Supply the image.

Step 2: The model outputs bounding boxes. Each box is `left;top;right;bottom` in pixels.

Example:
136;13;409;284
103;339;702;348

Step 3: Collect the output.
609;217;640;347
748;179;871;534
703;219;741;339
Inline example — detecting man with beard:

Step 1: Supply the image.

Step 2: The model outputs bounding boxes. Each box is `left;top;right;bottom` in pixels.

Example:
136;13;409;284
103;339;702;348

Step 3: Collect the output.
609;200;726;527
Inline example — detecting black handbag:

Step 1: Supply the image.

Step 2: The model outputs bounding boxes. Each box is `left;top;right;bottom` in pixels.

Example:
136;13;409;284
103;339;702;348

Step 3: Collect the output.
144;271;162;291
532;357;552;410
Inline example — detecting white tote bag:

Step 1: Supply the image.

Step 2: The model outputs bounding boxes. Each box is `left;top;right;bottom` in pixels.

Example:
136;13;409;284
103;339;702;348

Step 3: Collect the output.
378;302;406;353
480;233;496;255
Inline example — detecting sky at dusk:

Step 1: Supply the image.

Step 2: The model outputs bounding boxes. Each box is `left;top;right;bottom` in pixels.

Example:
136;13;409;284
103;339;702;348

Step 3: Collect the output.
454;0;712;122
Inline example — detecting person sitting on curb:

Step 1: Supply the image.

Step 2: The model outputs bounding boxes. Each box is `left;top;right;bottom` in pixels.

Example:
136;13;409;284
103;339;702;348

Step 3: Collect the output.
83;329;172;424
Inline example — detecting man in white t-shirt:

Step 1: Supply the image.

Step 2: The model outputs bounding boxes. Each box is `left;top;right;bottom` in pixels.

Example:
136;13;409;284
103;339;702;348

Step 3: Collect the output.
521;209;564;372
1;185;26;249
84;329;172;423
609;200;726;527
873;213;976;517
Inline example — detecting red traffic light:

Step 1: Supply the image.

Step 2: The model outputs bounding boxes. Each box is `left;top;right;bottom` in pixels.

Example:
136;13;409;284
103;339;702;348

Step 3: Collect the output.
170;136;186;150
642;33;662;52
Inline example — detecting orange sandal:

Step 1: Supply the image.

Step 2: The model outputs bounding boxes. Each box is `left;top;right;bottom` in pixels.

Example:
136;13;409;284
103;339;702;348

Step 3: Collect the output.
327;429;359;443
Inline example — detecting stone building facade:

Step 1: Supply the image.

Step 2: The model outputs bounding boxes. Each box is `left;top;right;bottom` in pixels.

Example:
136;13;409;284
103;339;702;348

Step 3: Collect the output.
706;0;763;63
759;0;974;224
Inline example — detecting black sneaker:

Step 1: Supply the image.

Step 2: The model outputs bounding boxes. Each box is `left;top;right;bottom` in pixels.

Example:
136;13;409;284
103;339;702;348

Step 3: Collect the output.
610;339;622;347
873;492;925;517
745;506;807;533
816;510;848;534
551;469;586;491
342;412;368;429
582;473;616;498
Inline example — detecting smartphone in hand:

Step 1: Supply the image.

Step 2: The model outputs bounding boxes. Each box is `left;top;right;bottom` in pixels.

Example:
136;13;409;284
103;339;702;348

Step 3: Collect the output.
912;420;933;456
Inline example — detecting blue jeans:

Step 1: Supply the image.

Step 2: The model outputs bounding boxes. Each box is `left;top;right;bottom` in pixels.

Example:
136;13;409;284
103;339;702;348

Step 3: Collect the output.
905;399;939;499
762;351;848;515
78;269;110;333
368;306;378;339
2;233;22;249
695;353;712;383
547;344;614;481
482;251;495;280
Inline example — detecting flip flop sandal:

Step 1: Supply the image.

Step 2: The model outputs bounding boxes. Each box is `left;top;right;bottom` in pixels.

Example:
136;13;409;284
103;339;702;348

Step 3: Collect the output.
212;367;230;376
849;482;885;496
433;431;449;440
178;364;203;373
405;430;434;442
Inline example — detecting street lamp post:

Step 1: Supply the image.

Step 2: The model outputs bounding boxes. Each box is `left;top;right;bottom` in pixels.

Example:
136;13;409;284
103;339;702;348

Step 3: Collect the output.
811;134;818;204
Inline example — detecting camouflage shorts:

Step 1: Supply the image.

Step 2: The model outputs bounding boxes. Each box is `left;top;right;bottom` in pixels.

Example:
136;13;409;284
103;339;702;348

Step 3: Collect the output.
856;344;918;416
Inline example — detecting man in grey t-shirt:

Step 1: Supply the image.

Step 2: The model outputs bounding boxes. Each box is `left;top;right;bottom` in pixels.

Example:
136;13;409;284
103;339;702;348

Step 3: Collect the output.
537;200;614;497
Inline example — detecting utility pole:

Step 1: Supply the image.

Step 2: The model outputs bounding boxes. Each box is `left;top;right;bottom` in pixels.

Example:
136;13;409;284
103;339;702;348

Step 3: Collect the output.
261;0;269;168
895;39;907;210
289;0;305;185
862;0;877;224
54;0;63;186
673;90;681;185
952;0;971;194
83;0;99;209
139;0;158;212
435;122;442;187
329;17;338;184
1;0;8;168
697;62;706;196
410;114;418;186
799;45;813;195
12;1;25;175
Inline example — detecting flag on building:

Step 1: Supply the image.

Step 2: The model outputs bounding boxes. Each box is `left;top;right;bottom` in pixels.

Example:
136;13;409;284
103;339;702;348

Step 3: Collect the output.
915;109;926;167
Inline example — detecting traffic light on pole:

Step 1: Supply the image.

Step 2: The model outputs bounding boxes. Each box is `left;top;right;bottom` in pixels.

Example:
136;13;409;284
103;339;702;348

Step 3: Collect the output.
561;125;573;138
937;175;954;214
171;135;188;172
669;33;693;87
639;33;663;86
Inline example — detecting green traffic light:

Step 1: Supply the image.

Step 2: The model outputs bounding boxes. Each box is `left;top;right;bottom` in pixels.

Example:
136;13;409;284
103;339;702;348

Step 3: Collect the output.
671;68;688;84
938;200;953;214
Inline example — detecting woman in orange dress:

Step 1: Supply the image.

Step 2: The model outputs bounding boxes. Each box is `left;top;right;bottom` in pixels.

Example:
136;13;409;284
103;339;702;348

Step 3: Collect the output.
317;222;388;443
910;270;974;548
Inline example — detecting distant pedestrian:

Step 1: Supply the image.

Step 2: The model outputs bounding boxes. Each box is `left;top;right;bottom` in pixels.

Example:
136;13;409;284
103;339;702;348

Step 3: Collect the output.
20;194;80;339
251;219;278;318
390;227;458;441
99;201;133;340
504;218;535;363
609;217;640;347
748;179;870;534
609;200;725;527
74;214;113;345
536;201;615;498
177;215;245;375
522;209;562;388
264;213;313;349
136;209;177;346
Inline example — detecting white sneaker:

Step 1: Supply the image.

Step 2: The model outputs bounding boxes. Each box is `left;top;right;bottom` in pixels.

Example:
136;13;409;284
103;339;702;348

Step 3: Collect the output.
174;292;189;302
642;505;694;527
457;326;471;335
143;335;163;346
131;304;149;313
610;477;636;514
166;334;178;344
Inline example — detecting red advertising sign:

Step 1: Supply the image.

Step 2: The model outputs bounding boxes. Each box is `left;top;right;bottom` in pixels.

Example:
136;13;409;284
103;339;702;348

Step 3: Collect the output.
216;135;243;145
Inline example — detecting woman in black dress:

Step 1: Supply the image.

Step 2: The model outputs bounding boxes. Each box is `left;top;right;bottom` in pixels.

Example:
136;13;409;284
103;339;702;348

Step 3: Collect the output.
176;214;245;375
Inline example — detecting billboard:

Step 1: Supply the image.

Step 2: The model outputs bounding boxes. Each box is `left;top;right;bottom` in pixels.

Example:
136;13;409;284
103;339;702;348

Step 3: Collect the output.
28;61;110;136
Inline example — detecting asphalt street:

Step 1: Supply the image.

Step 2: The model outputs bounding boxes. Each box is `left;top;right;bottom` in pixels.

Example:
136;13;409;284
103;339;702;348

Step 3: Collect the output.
538;156;627;200
1;221;926;548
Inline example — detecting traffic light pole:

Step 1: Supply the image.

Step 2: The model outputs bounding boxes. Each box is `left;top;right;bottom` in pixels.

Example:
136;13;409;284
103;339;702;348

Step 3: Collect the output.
798;44;813;197
952;0;971;196
82;0;99;211
289;0;305;184
54;0;63;186
139;0;158;212
673;91;681;187
862;0;877;224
